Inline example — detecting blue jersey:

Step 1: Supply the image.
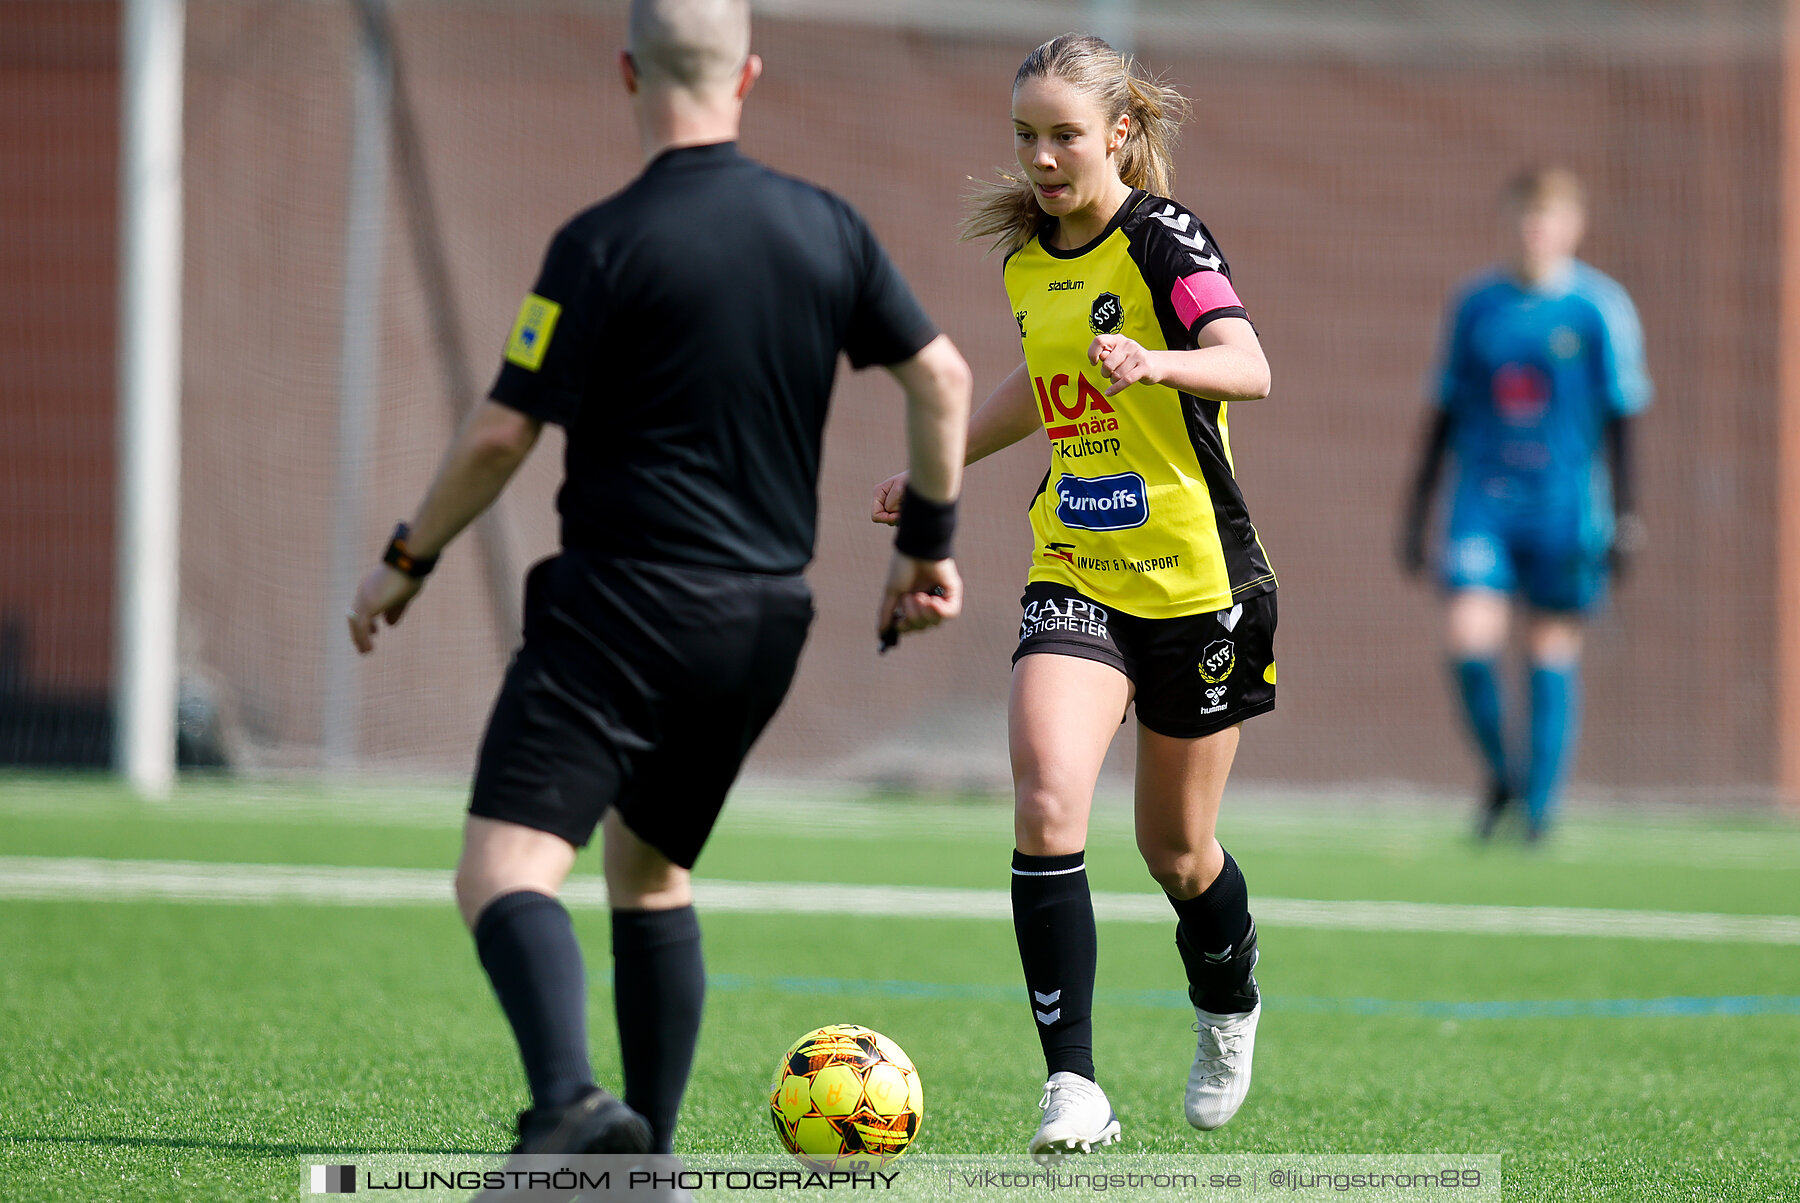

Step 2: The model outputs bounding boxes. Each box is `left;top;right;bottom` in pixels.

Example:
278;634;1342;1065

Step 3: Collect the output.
1432;261;1651;610
1435;261;1650;520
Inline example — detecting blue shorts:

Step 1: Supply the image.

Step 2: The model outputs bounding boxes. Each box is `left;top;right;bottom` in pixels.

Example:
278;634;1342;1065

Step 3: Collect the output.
1441;503;1607;614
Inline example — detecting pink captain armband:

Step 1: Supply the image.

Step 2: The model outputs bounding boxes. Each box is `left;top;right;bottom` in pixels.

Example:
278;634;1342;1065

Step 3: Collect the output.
1171;271;1244;331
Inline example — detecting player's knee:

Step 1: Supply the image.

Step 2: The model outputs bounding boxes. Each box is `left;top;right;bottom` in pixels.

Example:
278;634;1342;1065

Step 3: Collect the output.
602;816;690;908
1013;780;1087;854
1139;846;1215;899
1531;648;1580;672
453;863;503;929
1446;590;1508;656
454;856;555;930
1528;622;1583;667
606;862;691;910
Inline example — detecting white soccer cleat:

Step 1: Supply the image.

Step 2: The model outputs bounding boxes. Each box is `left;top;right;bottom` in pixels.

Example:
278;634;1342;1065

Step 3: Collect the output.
1185;1001;1261;1130
1029;1071;1122;1161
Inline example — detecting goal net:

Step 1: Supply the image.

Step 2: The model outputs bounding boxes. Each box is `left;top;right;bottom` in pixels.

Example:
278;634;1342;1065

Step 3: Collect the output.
0;0;1783;801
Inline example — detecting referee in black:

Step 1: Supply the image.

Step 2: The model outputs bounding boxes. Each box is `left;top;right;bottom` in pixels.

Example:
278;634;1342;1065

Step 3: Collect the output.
347;0;970;1157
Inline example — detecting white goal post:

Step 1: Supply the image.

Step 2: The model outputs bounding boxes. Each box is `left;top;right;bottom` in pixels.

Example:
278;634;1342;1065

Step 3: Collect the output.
116;0;185;798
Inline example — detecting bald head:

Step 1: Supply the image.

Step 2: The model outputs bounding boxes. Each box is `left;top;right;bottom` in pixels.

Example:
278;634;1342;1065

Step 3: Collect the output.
629;0;751;91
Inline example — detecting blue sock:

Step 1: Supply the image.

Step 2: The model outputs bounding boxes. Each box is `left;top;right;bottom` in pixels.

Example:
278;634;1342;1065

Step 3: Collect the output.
1526;663;1581;830
1453;659;1508;786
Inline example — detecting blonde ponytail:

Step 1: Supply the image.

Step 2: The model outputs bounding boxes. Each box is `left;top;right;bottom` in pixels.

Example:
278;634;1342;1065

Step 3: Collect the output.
962;34;1191;256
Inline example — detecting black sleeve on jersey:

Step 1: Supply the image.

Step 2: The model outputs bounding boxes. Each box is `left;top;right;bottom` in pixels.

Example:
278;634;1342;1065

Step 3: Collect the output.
839;203;939;370
1182;220;1250;329
1401;408;1452;574
1124;200;1250;349
489;227;607;427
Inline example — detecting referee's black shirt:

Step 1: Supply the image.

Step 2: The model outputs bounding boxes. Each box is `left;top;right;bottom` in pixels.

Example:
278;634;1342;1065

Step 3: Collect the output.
489;141;938;575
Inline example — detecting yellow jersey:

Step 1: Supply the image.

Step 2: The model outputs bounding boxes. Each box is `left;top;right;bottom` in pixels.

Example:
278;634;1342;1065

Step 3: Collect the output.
1005;189;1276;618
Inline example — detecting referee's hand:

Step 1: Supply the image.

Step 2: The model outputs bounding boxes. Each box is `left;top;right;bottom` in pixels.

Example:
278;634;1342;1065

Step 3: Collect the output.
878;551;962;644
348;565;423;655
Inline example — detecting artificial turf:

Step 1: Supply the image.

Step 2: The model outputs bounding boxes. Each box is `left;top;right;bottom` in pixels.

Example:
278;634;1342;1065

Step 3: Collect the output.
1;776;1795;1201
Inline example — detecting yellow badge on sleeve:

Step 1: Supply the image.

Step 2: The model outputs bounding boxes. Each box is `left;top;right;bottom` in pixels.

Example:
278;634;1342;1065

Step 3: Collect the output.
504;293;562;371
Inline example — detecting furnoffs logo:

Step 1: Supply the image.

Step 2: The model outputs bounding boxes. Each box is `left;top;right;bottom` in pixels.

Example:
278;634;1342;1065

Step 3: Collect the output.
1055;472;1149;533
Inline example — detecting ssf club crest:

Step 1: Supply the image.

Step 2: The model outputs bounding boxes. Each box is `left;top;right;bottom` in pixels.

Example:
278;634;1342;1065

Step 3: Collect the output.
1199;639;1236;684
1090;292;1124;334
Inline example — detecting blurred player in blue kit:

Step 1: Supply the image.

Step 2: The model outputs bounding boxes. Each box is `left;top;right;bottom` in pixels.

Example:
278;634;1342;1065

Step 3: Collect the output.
1402;167;1651;842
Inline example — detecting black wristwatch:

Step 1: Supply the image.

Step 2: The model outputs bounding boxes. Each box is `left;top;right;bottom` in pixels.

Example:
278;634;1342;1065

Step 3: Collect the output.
382;522;440;579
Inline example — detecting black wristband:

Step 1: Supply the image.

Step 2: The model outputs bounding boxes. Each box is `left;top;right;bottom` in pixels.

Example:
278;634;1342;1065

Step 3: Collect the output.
894;487;957;561
382;522;440;579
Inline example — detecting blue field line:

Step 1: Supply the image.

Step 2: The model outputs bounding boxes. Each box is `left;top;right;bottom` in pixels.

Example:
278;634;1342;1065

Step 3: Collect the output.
1273;994;1800;1019
606;972;1800;1020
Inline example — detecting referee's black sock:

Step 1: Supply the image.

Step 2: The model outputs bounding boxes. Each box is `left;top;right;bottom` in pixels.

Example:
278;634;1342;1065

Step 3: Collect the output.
473;890;596;1112
611;906;705;1154
1168;848;1258;1014
1011;850;1098;1083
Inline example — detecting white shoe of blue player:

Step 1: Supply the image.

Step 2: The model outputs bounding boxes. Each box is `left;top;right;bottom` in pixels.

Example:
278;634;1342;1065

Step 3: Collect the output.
1029;1071;1122;1160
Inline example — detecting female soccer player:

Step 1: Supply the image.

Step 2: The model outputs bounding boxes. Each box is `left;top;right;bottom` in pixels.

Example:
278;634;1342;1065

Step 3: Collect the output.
1401;168;1650;843
875;34;1276;1156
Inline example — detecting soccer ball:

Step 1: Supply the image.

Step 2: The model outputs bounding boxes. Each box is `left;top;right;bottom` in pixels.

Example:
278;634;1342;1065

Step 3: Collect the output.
769;1024;924;1169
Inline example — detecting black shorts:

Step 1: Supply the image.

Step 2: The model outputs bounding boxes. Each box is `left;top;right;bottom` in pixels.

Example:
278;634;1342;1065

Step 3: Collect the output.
469;551;814;868
1012;583;1277;739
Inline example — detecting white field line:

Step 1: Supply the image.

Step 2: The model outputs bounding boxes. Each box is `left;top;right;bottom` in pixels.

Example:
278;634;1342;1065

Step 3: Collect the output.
2;857;1797;945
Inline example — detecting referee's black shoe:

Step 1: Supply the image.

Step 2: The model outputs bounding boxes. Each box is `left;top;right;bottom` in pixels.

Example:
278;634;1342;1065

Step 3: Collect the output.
469;1090;652;1203
513;1087;652;1155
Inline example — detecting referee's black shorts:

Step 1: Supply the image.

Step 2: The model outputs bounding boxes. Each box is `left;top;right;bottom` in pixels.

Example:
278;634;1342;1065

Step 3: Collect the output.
469;550;813;868
1012;583;1276;739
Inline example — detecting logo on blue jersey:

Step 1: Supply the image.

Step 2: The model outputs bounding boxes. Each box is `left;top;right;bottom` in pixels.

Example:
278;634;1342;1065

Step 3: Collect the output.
1492;362;1550;425
1056;472;1148;531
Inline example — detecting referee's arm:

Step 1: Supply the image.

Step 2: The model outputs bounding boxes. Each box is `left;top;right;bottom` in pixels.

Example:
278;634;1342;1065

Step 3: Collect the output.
879;333;972;637
348;401;541;653
890;334;968;509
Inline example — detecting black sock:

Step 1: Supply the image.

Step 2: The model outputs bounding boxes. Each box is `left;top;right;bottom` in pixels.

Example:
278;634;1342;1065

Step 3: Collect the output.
1011;850;1097;1082
612;906;705;1154
1167;848;1258;1013
473;890;595;1112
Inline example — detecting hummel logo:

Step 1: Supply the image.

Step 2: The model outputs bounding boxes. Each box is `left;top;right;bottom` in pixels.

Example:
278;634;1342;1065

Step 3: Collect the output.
1153;205;1224;271
1218;603;1243;632
1034;990;1062;1005
1202;943;1235;963
1034;1008;1062;1025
